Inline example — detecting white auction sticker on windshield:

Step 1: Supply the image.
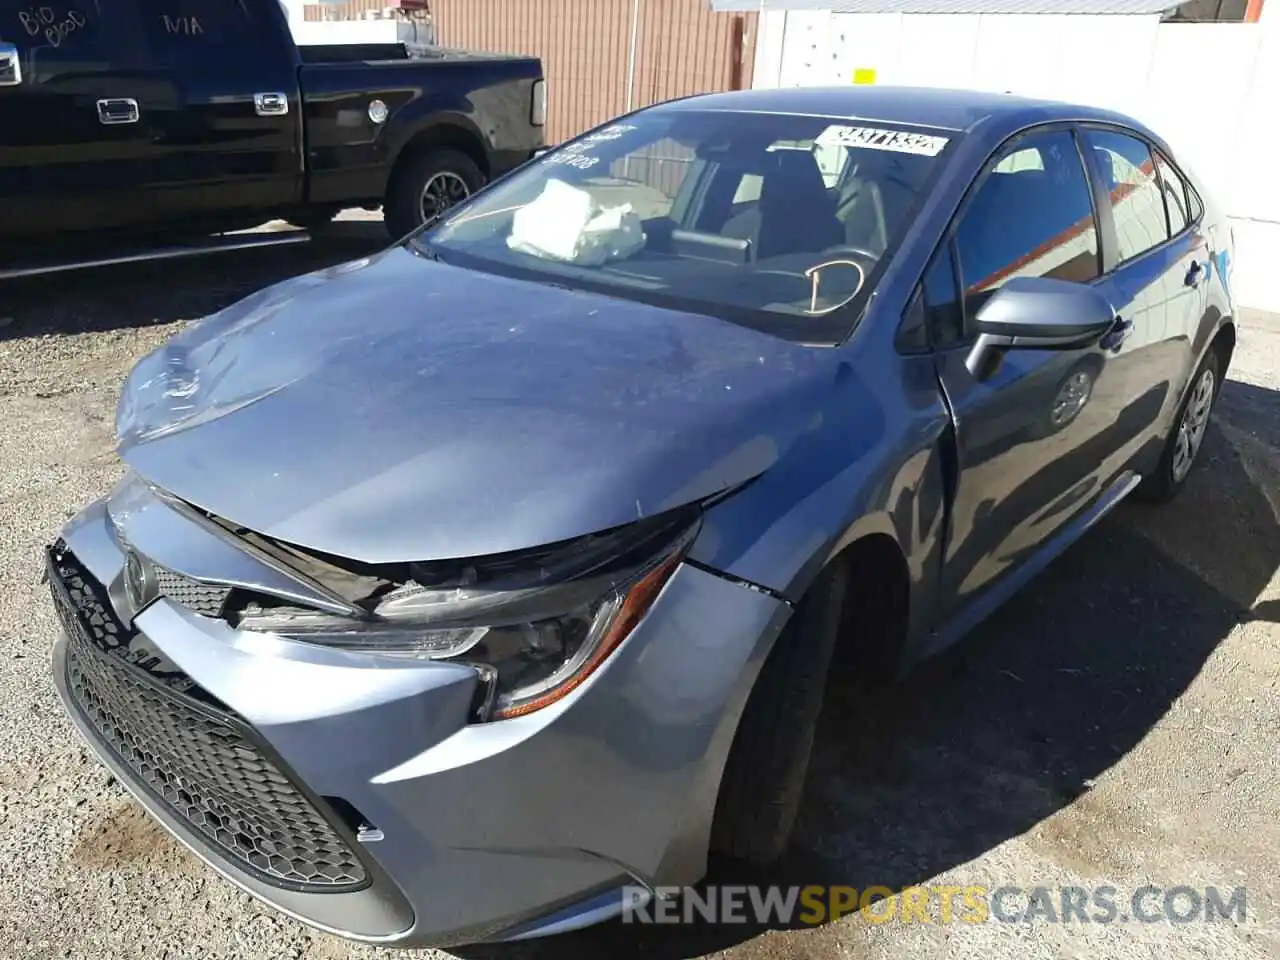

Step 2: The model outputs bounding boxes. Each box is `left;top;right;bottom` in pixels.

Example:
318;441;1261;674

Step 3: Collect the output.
815;125;950;157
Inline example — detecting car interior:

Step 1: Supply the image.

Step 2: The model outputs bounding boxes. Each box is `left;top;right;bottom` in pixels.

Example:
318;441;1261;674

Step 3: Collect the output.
599;140;930;316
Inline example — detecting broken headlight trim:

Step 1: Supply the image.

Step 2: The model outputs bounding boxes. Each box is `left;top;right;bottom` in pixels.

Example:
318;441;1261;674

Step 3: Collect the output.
235;514;698;721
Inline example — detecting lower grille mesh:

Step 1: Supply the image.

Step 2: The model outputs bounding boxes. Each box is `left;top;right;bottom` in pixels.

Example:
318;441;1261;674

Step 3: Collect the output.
50;547;368;891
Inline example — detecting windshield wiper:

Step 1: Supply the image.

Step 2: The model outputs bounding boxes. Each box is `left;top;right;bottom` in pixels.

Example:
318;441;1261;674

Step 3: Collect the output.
409;235;445;262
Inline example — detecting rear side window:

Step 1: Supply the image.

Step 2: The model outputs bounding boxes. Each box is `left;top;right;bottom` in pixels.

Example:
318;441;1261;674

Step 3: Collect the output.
954;129;1100;321
1188;184;1205;222
1155;152;1190;236
1083;130;1169;262
143;0;267;60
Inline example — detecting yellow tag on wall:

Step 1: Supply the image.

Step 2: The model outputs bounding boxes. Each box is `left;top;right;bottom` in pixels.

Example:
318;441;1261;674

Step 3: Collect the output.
852;68;877;85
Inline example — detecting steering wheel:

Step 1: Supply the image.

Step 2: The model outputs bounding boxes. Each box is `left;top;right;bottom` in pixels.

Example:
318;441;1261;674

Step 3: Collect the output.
821;245;881;267
803;247;880;315
747;246;879;316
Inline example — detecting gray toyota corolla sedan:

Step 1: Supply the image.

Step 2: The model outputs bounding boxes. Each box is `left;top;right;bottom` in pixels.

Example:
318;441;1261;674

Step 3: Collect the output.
47;86;1234;946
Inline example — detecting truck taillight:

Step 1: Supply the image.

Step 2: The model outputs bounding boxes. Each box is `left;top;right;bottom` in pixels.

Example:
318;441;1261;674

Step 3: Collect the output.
531;79;546;127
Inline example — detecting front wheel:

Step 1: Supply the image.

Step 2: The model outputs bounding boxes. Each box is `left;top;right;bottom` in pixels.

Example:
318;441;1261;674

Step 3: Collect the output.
384;148;485;241
1134;348;1221;503
710;558;849;864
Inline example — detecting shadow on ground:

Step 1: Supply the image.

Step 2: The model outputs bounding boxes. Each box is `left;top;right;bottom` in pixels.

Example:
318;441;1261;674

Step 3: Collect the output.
457;379;1280;960
0;222;387;341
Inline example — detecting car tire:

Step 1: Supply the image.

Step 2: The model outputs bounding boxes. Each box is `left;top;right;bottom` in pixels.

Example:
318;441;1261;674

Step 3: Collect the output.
710;557;849;864
1134;347;1222;503
384;148;485;241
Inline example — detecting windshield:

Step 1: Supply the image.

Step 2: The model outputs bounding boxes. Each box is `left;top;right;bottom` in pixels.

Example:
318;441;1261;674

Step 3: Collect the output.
421;109;953;343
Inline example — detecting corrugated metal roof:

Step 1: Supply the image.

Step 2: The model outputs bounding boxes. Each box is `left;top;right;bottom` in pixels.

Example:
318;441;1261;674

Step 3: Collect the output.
711;0;1175;13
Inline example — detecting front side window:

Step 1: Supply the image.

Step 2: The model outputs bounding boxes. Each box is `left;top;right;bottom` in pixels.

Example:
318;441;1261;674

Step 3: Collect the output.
423;109;952;343
954;129;1100;323
1084;129;1170;263
922;243;963;346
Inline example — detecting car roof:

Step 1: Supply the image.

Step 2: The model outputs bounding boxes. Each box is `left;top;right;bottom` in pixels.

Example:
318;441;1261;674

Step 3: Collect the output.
657;85;1152;140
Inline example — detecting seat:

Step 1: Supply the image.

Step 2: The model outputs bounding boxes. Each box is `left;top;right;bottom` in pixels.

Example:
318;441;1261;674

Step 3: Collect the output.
721;150;844;260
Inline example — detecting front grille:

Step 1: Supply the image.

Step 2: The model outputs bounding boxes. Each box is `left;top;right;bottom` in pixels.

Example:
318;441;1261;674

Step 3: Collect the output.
152;564;232;618
50;546;368;892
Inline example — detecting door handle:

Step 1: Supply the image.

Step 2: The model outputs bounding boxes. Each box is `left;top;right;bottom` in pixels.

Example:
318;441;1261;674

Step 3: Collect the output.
253;92;289;117
97;98;139;125
1100;315;1132;352
1185;260;1204;288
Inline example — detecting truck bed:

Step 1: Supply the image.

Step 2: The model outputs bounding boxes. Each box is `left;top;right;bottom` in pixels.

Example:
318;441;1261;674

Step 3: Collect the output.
297;44;534;65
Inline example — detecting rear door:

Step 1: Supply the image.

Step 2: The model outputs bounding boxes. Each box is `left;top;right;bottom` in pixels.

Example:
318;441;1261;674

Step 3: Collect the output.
141;0;302;226
0;0;156;239
925;126;1142;624
1080;127;1210;447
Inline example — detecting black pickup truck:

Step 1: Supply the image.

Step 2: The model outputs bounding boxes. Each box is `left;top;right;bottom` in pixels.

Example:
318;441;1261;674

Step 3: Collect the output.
0;0;544;274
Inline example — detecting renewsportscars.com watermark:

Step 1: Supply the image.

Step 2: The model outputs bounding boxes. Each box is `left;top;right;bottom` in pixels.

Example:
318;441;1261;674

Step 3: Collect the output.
622;884;1248;926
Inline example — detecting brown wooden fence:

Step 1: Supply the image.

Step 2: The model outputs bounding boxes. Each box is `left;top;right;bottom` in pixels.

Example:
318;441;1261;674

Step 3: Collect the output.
431;0;758;145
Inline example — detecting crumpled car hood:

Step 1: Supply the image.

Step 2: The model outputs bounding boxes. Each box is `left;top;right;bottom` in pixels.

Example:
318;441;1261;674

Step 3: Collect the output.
117;245;838;563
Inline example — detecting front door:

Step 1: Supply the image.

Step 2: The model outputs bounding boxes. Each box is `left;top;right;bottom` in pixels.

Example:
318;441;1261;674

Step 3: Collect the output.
926;127;1143;628
0;0;156;241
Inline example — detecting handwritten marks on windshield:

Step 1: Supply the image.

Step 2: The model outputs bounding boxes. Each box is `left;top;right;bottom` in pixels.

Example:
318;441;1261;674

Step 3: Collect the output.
803;259;866;316
542;124;638;172
545;152;600;171
17;6;87;48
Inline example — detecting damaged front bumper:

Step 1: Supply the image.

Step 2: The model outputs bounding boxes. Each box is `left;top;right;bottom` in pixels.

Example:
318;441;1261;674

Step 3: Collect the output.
47;482;790;947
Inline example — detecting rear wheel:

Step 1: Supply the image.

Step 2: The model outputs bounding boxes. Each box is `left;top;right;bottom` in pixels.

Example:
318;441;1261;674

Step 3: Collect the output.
710;558;849;863
384;148;485;241
1134;348;1221;503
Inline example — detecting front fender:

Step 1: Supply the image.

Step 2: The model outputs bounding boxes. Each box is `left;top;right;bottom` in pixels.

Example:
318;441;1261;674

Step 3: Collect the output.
686;353;952;646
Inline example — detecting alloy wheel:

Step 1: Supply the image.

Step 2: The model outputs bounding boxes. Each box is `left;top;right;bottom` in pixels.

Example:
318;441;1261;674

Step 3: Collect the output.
420;171;471;224
1171;367;1216;482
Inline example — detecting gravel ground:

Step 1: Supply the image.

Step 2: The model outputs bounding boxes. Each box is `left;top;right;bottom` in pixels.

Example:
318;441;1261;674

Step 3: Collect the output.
0;227;1277;960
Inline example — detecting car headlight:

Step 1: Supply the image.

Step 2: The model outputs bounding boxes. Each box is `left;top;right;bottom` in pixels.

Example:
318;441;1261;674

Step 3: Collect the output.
234;512;698;720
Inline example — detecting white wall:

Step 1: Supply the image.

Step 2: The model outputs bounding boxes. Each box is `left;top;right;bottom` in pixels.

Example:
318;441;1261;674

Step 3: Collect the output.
753;6;1280;313
290;18;400;45
277;0;401;45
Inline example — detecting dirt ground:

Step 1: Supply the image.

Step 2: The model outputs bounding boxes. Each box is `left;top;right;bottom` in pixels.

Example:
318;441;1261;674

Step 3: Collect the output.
0;223;1276;959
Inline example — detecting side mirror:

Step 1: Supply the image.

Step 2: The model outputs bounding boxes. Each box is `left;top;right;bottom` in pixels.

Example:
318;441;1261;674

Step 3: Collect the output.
0;43;22;87
965;276;1116;378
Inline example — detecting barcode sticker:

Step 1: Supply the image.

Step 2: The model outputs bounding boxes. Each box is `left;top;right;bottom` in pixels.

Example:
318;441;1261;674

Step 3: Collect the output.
815;125;950;157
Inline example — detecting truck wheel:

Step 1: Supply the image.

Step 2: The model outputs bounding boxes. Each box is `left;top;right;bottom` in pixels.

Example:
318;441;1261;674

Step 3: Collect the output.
710;557;849;864
1134;347;1222;503
385;148;485;241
